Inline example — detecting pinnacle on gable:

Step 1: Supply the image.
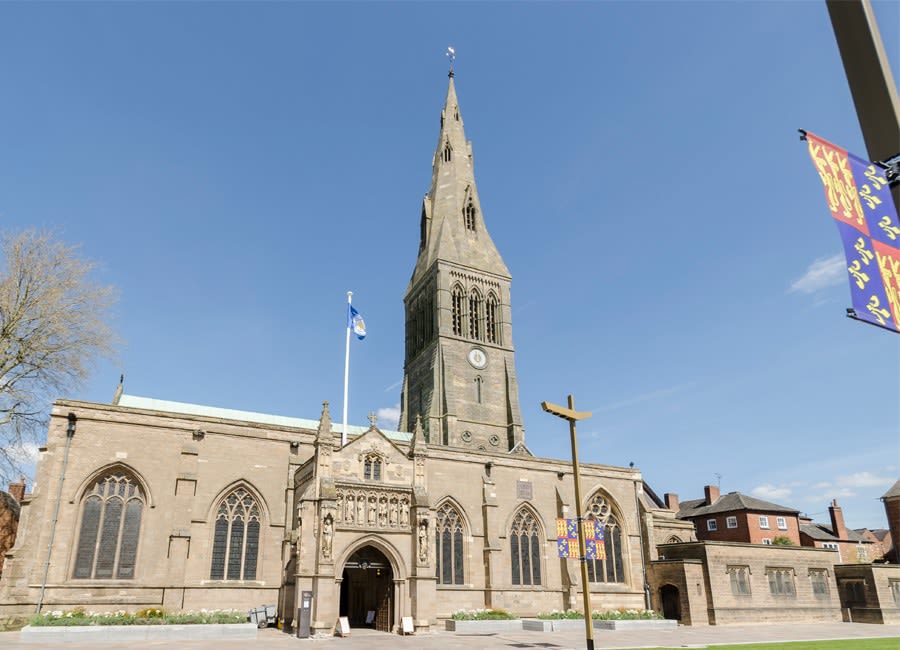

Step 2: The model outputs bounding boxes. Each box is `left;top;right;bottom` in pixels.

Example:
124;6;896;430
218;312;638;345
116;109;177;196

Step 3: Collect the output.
316;400;332;441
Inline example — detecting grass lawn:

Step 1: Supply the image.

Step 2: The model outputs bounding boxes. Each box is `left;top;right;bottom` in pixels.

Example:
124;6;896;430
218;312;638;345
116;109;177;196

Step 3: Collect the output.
646;640;900;650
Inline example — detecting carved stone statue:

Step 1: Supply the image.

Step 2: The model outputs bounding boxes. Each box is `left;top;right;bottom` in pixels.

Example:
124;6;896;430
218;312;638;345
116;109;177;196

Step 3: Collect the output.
322;514;334;560
346;495;355;523
418;520;428;563
389;499;398;526
400;499;410;527
378;497;388;527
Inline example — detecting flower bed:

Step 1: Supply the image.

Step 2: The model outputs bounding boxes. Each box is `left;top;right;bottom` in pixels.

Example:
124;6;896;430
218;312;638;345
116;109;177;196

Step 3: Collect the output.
446;608;521;633
20;608;256;643
524;609;674;632
536;608;663;621
28;608;247;626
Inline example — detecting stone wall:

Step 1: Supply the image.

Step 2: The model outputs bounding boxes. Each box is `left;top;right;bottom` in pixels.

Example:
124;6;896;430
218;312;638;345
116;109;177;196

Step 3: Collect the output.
652;541;842;625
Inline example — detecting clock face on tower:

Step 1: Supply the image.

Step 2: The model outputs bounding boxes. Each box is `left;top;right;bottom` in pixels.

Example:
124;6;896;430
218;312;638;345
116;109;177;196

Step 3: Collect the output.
467;347;487;369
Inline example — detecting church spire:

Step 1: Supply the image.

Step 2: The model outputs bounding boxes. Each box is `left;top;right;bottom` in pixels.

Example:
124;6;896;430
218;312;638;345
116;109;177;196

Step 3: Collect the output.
408;70;510;290
399;65;524;450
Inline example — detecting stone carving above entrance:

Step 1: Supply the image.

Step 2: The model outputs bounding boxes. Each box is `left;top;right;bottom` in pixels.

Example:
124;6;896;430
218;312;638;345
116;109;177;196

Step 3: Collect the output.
334;485;411;530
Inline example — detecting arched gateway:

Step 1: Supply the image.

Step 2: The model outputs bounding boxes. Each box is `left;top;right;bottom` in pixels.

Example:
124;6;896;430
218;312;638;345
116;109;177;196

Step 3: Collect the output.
340;545;394;632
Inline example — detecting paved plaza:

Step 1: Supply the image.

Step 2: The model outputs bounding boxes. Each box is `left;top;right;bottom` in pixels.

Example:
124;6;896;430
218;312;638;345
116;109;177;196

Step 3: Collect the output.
1;622;899;650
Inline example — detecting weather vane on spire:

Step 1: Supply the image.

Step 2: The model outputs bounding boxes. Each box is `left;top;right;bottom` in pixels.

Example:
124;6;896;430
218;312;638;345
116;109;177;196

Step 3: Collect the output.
446;46;456;76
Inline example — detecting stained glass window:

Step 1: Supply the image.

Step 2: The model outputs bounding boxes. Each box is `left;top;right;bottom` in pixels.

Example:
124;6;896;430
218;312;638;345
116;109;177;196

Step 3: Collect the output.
435;503;464;585
73;470;144;579
510;509;541;586
585;493;625;584
210;487;261;581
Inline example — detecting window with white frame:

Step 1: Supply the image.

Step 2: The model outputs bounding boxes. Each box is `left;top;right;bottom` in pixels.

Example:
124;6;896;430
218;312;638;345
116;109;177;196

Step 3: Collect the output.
776;516;787;530
759;515;770;529
762;538;772;545
726;516;738;529
823;542;839;550
707;519;718;531
766;567;795;596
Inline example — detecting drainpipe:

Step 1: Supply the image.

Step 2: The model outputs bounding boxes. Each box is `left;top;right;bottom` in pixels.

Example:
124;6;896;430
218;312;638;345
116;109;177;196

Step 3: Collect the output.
633;479;651;611
36;412;76;614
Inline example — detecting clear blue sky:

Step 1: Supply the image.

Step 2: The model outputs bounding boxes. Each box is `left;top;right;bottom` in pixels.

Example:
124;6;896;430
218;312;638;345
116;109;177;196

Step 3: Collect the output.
1;1;897;530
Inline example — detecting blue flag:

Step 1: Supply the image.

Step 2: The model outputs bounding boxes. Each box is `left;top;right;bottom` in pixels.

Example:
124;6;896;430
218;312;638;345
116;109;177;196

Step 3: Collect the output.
348;305;366;340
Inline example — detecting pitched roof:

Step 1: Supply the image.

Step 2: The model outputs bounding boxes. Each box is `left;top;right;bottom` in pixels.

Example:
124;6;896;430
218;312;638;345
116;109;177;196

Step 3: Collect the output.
801;522;869;543
882;479;900;499
677;492;799;519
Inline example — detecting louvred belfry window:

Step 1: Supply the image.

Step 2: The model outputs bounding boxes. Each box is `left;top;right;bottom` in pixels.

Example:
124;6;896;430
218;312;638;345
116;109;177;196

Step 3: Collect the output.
73;470;145;579
485;293;499;344
464;200;477;231
451;284;465;336
210;487;261;580
468;289;483;340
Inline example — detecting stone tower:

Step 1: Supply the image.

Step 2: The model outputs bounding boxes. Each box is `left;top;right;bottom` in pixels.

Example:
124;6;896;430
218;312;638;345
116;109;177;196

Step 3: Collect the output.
398;72;524;451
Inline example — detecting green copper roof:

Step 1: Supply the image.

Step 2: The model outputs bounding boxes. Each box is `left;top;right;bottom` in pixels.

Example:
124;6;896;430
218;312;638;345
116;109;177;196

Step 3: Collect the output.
117;394;412;443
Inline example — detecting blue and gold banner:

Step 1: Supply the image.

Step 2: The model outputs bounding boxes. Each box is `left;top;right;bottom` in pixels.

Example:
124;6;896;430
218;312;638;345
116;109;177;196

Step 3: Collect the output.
556;518;605;560
805;132;900;332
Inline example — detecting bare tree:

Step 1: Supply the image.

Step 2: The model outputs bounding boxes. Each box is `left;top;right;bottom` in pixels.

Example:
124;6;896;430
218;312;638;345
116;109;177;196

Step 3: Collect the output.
0;230;117;483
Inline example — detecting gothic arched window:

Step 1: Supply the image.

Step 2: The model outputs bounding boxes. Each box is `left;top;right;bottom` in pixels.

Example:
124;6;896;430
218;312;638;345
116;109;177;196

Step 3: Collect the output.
468;289;483;340
442;140;452;162
485;293;499;344
510;509;542;586
435;502;465;585
585;493;625;584
73;469;145;579
464;200;477;231
451;284;465;337
210;487;261;580
364;454;383;481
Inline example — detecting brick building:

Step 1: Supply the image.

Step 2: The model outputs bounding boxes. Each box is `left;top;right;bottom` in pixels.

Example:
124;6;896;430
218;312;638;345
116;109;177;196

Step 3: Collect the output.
799;500;875;563
670;485;801;546
881;479;900;562
0;479;26;578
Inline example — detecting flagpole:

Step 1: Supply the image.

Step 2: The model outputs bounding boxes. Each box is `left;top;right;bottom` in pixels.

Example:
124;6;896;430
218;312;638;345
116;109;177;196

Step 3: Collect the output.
342;291;352;448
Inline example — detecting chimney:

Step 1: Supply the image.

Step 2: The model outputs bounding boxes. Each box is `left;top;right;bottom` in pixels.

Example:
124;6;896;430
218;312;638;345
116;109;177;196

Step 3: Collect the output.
664;493;680;512
8;476;26;503
829;499;848;540
704;485;720;506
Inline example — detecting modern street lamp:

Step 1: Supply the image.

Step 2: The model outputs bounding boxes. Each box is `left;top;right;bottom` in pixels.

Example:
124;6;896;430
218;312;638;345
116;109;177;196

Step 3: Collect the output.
541;395;595;650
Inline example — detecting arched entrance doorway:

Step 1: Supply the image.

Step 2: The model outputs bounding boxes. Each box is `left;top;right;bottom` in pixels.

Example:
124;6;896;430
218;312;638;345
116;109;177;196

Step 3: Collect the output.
339;546;394;632
660;584;681;621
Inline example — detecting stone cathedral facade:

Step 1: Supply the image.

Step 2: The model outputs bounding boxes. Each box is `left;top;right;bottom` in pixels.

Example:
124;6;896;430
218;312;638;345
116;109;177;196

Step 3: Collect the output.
0;75;688;633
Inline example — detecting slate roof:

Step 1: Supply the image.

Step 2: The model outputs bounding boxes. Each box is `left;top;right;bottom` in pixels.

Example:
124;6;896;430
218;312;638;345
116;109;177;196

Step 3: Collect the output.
801;522;869;543
882;479;900;499
677;492;799;519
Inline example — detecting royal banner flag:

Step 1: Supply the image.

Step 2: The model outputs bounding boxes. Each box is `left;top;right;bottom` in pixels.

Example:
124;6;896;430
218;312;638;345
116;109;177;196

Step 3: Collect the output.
556;518;605;560
805;132;900;332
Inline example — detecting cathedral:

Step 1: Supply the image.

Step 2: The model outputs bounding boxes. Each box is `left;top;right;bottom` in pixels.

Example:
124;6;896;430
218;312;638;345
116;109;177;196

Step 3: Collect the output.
0;73;687;633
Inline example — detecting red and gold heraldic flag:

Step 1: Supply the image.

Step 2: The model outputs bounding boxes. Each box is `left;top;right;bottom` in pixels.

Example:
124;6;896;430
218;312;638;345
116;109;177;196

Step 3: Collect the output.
556;518;605;560
805;132;900;332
